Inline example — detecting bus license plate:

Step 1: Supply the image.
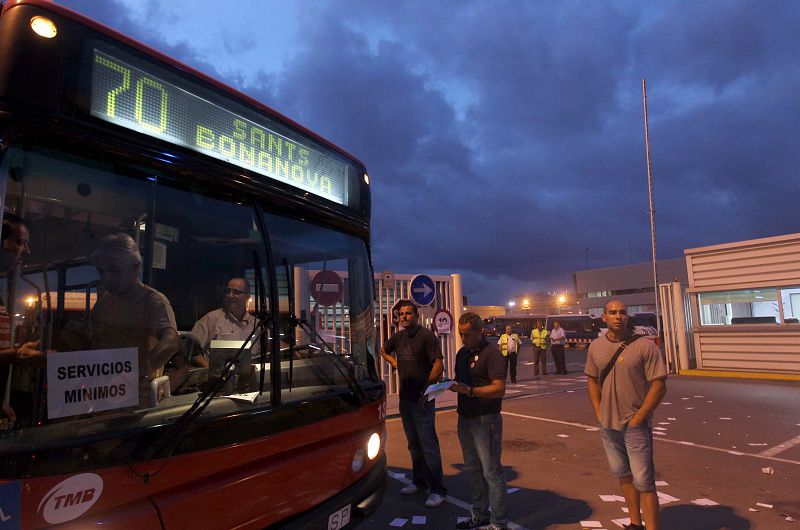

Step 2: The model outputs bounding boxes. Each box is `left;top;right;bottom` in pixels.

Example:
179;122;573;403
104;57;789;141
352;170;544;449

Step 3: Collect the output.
327;504;351;530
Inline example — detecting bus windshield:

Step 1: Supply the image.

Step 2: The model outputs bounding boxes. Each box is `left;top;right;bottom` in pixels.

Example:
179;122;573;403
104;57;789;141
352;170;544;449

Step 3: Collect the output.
0;144;375;477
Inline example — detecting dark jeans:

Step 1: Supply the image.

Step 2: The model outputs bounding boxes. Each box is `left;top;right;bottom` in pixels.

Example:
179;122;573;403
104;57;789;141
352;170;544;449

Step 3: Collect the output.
507;351;518;382
533;346;547;374
551;344;566;373
399;398;447;495
457;413;507;526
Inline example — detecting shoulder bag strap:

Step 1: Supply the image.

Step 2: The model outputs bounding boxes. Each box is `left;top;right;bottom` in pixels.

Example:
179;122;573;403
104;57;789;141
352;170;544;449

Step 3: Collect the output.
598;335;642;390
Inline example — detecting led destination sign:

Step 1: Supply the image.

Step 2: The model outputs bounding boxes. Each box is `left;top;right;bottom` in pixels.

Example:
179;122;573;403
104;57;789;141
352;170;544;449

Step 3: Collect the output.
90;49;349;205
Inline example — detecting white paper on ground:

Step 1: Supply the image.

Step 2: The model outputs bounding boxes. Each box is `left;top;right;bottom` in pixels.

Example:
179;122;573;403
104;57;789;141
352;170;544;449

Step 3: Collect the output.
692;498;719;506
655;480;669;486
657;491;680;504
507;487;520;493
579;522;603;528
389;518;408;527
411;515;426;524
756;502;774;509
599;494;626;502
611;518;631;528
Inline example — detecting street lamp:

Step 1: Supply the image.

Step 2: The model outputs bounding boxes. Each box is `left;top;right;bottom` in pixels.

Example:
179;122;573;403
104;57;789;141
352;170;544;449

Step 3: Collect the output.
557;295;566;314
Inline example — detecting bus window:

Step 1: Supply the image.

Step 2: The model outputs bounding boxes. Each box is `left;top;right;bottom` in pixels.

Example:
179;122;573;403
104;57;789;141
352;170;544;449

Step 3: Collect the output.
0;145;274;467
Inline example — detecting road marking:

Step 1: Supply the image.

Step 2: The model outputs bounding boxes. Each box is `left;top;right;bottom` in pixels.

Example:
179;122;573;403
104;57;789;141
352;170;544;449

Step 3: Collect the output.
760;434;800;457
500;411;800;466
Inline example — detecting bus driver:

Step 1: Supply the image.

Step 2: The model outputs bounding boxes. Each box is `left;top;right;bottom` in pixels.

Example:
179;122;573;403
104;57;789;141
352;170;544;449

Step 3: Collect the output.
90;233;179;406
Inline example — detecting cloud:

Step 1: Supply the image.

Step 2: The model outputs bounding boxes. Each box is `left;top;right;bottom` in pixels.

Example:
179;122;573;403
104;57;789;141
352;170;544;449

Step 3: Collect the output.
54;0;800;304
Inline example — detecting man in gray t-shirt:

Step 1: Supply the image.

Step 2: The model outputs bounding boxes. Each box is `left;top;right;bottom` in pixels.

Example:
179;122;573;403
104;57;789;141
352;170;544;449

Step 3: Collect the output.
585;300;666;530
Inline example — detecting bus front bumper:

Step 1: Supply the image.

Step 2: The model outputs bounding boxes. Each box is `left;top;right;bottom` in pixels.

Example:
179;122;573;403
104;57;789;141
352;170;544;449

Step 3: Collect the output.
279;452;387;529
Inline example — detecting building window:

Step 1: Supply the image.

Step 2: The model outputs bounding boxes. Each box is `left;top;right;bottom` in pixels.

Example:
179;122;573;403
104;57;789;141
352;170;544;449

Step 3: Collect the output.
781;286;800;323
698;288;781;325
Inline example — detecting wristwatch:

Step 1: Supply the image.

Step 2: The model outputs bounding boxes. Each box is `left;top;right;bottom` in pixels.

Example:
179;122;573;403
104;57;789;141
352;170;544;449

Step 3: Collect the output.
468;386;474;398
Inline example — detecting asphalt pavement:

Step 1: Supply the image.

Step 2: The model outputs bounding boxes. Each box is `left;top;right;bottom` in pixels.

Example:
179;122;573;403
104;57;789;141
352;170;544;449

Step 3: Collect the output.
362;345;800;530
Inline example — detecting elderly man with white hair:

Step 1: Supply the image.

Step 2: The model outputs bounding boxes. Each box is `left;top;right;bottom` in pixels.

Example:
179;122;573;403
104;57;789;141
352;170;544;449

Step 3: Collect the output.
90;233;179;406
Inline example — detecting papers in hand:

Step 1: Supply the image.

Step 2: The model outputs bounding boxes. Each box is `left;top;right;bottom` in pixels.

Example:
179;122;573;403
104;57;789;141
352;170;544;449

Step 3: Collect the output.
423;380;455;400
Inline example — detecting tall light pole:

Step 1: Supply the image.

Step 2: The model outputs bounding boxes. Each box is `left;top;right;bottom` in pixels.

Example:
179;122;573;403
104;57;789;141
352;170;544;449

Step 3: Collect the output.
642;78;661;338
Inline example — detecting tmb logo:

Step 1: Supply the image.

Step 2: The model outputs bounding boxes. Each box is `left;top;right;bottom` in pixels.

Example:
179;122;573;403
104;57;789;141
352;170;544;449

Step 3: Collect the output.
37;473;103;524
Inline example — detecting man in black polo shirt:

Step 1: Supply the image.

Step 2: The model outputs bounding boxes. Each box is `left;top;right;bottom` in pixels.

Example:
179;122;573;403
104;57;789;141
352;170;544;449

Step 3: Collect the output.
450;311;508;530
380;300;446;507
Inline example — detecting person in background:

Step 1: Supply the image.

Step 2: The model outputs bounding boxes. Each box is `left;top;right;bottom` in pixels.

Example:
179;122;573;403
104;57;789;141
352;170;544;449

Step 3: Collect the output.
585;300;667;530
530;320;549;376
0;213;46;429
550;320;567;374
497;325;522;383
450;312;508;530
380;300;447;508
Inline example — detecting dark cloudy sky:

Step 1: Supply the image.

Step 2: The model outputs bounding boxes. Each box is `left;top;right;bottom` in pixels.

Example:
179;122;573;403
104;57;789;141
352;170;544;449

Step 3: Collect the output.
58;0;800;305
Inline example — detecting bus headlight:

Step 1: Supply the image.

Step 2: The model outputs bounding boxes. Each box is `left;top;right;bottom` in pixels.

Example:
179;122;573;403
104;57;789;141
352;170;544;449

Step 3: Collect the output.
367;432;381;460
30;16;58;39
352;449;366;473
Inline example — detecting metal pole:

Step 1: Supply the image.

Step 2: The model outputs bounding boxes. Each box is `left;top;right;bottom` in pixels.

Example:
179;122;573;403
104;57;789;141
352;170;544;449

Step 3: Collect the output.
642;78;661;339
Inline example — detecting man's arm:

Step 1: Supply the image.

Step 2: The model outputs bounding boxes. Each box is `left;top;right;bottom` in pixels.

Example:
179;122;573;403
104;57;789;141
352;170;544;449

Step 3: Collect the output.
451;378;505;399
379;346;397;369
144;327;180;375
587;375;601;422
427;358;443;384
628;378;667;426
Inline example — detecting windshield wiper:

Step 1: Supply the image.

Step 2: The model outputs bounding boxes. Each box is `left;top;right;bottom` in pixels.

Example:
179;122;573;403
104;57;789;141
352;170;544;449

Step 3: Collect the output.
142;316;267;466
282;258;296;391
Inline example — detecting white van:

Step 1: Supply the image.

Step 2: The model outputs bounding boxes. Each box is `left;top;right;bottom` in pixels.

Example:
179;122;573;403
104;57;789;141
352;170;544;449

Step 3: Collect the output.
545;314;599;347
595;312;659;342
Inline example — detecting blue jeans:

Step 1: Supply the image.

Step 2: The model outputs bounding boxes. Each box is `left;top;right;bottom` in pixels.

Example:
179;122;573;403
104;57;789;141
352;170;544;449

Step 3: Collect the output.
399;399;447;495
600;423;656;492
457;413;507;526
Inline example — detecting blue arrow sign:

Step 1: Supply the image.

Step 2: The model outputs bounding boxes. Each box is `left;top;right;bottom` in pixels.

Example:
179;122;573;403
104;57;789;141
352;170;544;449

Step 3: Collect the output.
409;274;436;306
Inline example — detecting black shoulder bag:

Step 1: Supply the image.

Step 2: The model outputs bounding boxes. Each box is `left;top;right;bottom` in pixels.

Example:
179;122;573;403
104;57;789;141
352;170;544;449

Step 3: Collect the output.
598;334;642;390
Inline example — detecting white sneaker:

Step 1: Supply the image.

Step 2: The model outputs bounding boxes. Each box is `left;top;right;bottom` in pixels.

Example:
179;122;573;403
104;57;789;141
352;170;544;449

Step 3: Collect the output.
400;484;419;495
425;493;445;507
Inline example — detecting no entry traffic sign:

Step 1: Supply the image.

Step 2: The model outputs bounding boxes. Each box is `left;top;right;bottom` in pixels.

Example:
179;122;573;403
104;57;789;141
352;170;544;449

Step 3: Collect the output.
311;270;343;306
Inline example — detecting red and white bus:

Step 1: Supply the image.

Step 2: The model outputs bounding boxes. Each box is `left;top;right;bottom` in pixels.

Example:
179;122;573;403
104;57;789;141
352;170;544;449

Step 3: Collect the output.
0;1;385;528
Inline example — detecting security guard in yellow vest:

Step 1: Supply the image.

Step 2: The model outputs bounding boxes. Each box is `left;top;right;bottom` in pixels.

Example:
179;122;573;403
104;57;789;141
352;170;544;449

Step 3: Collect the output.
497;325;521;383
530;320;549;376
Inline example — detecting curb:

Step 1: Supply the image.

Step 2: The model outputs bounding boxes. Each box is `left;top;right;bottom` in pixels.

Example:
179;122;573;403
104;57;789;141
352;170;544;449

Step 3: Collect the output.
678;369;800;381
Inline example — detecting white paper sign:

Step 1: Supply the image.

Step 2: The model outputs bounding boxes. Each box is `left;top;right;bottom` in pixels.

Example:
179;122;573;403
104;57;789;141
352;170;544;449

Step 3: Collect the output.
47;348;139;418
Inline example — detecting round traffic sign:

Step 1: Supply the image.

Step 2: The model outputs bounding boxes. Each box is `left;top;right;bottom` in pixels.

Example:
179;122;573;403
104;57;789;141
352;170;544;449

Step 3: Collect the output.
311;270;343;306
433;308;453;335
409;274;436;306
